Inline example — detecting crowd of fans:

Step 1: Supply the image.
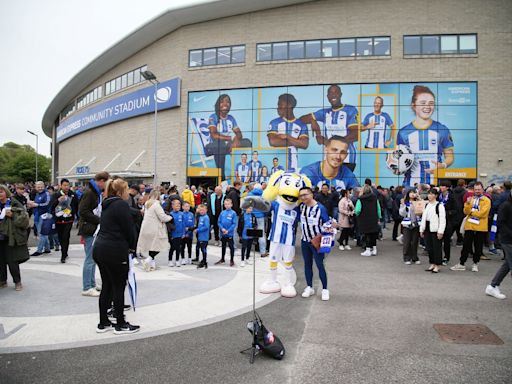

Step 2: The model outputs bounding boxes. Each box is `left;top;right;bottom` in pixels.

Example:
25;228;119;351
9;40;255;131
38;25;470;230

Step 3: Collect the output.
1;175;511;334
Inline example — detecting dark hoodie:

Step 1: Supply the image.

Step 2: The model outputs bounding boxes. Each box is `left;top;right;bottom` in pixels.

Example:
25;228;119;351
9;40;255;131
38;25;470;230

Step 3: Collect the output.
497;193;512;244
93;196;135;261
357;192;380;234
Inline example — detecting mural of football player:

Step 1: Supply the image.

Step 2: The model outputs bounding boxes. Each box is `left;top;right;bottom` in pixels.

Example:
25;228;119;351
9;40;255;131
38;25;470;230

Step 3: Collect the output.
397;85;455;187
300;84;359;171
267;93;309;172
361;96;395;149
235;153;250;183
301;135;360;191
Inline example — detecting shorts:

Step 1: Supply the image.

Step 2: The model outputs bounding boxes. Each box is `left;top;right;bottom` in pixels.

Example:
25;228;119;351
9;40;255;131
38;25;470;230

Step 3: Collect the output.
269;241;295;263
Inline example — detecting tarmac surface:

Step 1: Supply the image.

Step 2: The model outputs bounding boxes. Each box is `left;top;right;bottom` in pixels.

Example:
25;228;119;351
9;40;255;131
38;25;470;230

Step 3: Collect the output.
1;228;511;384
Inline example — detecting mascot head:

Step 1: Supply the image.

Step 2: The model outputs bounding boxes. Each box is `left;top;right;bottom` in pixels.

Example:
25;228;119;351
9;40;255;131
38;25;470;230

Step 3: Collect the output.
262;171;312;207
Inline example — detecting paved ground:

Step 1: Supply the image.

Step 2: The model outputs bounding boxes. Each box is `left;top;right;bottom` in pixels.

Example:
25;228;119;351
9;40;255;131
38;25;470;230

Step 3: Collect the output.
1;228;511;383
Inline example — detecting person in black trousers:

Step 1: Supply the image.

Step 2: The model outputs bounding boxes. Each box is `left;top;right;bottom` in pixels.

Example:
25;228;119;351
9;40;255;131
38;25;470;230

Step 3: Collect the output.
93;178;139;335
50;178;78;263
438;181;458;264
420;189;446;273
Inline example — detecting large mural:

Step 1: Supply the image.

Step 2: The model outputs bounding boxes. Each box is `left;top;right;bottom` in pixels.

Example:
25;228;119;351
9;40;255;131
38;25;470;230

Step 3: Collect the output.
187;82;477;189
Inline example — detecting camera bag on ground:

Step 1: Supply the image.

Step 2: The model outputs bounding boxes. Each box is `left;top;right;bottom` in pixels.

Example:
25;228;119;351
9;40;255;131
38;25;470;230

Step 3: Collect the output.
247;313;285;360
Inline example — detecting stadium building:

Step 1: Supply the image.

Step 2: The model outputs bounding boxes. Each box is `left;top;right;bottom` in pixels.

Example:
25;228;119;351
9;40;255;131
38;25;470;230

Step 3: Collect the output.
42;0;512;189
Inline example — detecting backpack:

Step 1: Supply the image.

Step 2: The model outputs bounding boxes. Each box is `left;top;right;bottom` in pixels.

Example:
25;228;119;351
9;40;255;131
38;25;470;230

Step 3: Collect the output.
247;313;285;360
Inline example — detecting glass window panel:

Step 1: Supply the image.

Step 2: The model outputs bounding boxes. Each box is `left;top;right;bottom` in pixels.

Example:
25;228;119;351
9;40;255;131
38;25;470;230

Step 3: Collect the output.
257;44;271;61
115;77;121;91
373;37;390;56
217;47;231;65
127;71;134;86
231;45;245;63
305;40;321;58
339;38;355;57
93;89;97;100
459;35;477;53
140;65;147;73
189;49;202;67
441;35;458;54
272;42;288;60
97;86;102;98
289;41;304;59
356;37;372;56
322;39;338;57
105;81;111;95
403;36;421;55
133;70;140;84
422;35;439;54
203;48;216;65
121;74;127;88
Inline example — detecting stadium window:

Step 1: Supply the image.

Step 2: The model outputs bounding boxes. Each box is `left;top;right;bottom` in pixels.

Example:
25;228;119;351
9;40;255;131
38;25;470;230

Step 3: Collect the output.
373;37;390;56
289;41;305;60
322;39;338;57
403;36;421;55
121;74;128;89
189;49;202;67
422;35;439;54
339;38;355;57
404;34;476;55
356;37;373;56
231;45;245;63
203;48;217;65
127;71;134;86
305;40;321;58
257;44;271;61
272;42;288;60
459;34;477;53
217;47;231;65
133;69;141;84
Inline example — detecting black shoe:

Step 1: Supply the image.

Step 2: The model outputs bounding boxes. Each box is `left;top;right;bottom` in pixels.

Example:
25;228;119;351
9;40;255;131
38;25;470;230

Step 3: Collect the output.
31;251;43;256
60;256;67;263
55;246;60;251
44;249;51;254
114;322;140;335
197;261;205;269
214;260;225;265
96;322;114;333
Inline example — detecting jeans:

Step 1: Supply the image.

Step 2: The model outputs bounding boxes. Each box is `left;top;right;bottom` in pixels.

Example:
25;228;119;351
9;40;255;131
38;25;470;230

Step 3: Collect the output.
49;232;60;249
82;236;96;291
255;217;267;254
35;217;50;253
301;241;327;289
491;243;512;287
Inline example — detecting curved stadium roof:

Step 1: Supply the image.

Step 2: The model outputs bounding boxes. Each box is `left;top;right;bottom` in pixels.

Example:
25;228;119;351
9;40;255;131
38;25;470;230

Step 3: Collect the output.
42;0;313;138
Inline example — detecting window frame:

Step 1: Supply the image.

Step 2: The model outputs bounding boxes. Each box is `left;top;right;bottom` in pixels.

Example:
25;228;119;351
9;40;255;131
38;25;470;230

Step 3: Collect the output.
403;33;477;55
189;44;246;67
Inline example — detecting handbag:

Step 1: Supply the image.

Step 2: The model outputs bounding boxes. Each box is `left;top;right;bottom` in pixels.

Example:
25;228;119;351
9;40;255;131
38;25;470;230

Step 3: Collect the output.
311;234;322;251
412;200;426;216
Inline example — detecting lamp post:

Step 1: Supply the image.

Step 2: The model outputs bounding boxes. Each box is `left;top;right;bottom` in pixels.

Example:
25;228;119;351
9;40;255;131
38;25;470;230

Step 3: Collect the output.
27;130;39;182
141;70;159;187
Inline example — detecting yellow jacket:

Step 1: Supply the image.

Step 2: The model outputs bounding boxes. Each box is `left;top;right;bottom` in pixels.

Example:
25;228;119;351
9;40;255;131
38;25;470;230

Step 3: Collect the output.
181;189;195;207
463;195;490;232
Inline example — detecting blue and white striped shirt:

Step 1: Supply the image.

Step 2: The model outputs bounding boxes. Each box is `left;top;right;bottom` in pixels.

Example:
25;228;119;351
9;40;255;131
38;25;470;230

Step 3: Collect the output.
299;202;330;242
268;201;300;245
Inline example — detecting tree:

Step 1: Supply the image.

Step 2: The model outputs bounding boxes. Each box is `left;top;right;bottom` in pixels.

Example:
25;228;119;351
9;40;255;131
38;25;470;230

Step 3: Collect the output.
0;142;51;183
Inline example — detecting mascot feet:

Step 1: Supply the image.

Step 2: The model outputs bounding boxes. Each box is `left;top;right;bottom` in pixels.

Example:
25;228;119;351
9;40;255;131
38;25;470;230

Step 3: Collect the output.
280;285;297;298
260;280;281;294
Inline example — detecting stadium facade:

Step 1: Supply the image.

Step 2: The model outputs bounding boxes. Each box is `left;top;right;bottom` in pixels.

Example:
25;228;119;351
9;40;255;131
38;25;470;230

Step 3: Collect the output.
42;0;512;189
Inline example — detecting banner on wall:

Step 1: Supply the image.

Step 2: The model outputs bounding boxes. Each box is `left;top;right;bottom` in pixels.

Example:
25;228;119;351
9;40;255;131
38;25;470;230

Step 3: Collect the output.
187;82;477;188
56;77;181;142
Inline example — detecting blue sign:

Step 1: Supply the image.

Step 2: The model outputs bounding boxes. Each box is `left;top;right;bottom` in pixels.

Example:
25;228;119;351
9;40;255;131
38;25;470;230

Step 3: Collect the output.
76;166;90;174
56;77;181;142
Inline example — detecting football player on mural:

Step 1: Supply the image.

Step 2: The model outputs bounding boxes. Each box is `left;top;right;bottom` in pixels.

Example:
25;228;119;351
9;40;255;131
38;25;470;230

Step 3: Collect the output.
395;85;455;187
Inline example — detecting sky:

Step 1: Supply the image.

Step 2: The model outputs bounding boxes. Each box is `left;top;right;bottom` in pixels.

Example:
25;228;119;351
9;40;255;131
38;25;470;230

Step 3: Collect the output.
0;0;208;157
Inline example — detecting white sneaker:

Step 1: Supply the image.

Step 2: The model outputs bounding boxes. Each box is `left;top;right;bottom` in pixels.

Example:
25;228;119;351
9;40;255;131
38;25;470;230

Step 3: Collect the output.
168;260;176;267
82;288;100;297
301;286;315;298
404;261;412;265
181;259;187;266
361;249;372;257
485;284;506;299
246;258;252;265
471;264;479;272
345;245;351;250
241;261;246;267
321;289;330;301
338;245;345;251
414;261;421;265
371;246;377;256
132;258;139;265
95;284;102;291
450;263;466;271
150;260;156;271
397;234;404;244
142;256;152;272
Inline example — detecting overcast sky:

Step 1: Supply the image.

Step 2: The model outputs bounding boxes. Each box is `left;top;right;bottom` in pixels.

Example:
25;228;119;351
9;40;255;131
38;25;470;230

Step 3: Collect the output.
0;0;208;157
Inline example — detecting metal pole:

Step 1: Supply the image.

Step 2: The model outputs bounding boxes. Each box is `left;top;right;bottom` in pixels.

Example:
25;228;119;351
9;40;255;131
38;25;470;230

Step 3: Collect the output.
35;134;38;182
153;82;158;187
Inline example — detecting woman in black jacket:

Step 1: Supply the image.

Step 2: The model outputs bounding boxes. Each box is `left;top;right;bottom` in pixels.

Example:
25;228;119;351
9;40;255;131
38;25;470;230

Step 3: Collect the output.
92;178;139;334
355;184;382;256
